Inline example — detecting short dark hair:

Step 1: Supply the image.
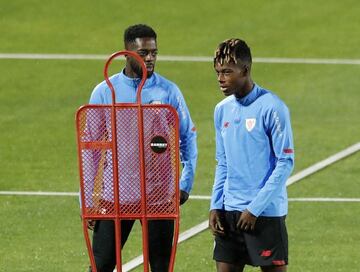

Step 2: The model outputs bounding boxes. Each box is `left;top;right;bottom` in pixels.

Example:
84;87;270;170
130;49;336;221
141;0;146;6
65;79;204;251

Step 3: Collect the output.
124;24;157;45
214;38;252;66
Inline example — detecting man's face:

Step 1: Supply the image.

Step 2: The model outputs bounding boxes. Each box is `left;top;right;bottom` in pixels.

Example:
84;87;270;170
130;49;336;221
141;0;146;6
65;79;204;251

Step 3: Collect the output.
214;62;247;97
126;37;157;78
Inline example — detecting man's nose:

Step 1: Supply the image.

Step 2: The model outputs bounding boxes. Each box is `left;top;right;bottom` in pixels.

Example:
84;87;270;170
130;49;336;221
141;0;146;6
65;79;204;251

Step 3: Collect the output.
144;53;155;61
217;73;224;81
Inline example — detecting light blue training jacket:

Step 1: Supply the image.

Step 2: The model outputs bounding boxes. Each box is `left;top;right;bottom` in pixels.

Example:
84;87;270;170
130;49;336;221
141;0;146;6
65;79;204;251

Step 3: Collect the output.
210;84;294;217
89;70;198;194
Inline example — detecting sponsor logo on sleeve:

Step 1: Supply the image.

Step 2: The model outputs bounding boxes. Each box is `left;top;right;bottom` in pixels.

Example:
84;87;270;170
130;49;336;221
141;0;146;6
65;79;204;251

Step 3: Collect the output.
283;148;294;154
273;111;283;137
176;96;187;120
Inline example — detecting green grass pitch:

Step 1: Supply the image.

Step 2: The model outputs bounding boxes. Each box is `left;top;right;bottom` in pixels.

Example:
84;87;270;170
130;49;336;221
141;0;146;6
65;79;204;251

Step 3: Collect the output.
0;0;359;271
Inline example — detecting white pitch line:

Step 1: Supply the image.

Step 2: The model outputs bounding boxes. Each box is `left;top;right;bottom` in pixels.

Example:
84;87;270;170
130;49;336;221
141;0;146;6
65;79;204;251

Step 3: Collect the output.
120;141;360;271
192;197;360;202
1;191;359;203
2;142;360;197
286;142;360;186
1;53;360;65
0;53;108;60
254;57;360;65
122;256;143;272
122;221;209;271
121;198;360;272
288;198;360;202
0;191;208;198
189;195;211;200
0;191;78;196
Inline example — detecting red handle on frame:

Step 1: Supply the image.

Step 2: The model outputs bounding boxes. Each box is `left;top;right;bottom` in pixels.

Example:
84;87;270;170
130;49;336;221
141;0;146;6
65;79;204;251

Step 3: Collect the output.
103;50;147;104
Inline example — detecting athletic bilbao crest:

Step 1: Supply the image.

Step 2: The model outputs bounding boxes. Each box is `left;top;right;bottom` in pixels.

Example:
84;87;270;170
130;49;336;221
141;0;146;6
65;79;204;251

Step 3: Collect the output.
245;118;256;132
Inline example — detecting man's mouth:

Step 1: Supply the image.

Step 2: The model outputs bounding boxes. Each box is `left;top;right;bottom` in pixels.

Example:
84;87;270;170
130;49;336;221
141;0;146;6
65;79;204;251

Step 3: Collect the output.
220;85;233;96
146;64;154;70
220;85;228;91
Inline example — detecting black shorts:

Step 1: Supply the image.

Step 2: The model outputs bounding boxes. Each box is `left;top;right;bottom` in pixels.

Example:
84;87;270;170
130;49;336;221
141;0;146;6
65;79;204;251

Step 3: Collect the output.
92;219;174;272
213;211;288;267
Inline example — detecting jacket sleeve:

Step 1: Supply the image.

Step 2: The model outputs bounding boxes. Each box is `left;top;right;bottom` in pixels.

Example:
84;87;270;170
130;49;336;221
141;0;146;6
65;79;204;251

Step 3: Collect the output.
247;102;295;216
171;86;198;193
210;106;226;210
79;85;106;208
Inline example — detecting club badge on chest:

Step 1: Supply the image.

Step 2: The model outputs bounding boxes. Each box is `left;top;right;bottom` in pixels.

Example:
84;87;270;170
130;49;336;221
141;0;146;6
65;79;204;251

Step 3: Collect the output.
245;118;256;132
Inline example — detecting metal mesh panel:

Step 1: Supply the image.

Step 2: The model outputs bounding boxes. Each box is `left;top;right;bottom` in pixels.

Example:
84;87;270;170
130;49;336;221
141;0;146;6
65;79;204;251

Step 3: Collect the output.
77;105;179;219
142;107;178;215
115;107;142;215
78;107;115;216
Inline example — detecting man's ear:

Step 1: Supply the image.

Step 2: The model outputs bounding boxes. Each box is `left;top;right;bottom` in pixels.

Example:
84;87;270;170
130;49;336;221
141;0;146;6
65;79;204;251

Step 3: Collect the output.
242;64;251;76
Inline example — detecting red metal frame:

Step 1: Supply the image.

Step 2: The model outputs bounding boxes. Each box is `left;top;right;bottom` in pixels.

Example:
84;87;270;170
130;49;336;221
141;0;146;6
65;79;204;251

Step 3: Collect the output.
76;51;180;272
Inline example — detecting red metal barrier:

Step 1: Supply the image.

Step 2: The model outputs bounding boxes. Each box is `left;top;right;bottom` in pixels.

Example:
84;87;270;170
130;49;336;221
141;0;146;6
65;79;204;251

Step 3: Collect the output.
76;51;180;272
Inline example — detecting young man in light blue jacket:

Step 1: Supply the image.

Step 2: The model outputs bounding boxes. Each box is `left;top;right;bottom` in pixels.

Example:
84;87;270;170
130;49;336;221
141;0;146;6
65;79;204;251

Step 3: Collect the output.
209;38;294;272
88;24;197;272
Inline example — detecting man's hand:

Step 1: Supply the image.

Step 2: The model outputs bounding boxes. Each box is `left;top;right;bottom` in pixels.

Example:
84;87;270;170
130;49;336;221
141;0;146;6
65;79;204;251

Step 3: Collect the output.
87;219;96;231
180;190;189;205
80;211;96;231
209;209;225;236
236;209;257;231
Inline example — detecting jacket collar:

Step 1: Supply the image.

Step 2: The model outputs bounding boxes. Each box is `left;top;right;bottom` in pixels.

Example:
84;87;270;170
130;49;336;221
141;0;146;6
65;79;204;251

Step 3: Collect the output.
236;83;260;106
118;69;157;89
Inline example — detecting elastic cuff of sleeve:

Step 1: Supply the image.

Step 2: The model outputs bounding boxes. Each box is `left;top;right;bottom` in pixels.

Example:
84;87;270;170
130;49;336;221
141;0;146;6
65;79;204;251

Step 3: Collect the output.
246;206;261;217
180;182;191;194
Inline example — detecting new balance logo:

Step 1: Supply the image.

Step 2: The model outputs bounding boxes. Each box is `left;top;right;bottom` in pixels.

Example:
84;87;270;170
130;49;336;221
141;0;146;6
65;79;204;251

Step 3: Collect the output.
261;250;272;257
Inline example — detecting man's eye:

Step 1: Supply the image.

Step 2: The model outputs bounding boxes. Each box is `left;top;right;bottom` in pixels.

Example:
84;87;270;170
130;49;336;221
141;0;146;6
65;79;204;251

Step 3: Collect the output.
216;71;231;76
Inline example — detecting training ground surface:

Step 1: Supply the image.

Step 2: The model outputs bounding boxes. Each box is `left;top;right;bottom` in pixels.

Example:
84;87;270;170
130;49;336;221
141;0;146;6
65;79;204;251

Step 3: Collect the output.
0;1;359;271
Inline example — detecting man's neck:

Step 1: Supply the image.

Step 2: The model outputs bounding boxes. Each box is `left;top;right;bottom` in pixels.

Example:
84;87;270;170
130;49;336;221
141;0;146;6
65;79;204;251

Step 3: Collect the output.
235;80;254;99
124;65;138;78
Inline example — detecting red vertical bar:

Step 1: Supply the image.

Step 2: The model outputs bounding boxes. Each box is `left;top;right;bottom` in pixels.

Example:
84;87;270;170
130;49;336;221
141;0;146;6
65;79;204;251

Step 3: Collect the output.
76;108;88;227
103;50;147;272
169;113;180;272
111;106;122;272
168;216;179;272
137;105;149;272
82;221;97;272
115;219;122;272
76;108;98;272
